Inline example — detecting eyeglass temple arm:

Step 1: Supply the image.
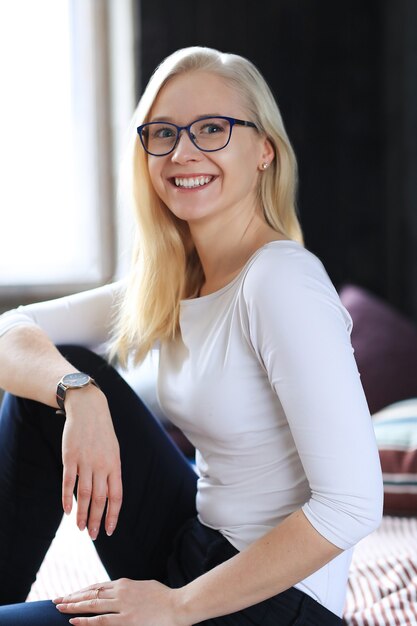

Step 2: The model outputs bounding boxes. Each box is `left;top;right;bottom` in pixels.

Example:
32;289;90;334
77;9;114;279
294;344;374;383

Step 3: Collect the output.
233;119;257;129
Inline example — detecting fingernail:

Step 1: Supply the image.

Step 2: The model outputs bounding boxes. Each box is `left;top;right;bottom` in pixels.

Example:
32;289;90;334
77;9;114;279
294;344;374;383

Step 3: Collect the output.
56;603;67;610
90;527;98;540
106;524;114;537
69;619;80;625
78;521;86;531
64;505;71;515
53;597;63;604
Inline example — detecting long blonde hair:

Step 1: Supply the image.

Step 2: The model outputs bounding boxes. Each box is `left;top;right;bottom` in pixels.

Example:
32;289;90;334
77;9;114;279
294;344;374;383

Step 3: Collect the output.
111;46;303;366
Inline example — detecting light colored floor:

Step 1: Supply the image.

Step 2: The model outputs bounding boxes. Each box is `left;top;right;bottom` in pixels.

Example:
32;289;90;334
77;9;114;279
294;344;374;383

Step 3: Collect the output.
28;507;109;601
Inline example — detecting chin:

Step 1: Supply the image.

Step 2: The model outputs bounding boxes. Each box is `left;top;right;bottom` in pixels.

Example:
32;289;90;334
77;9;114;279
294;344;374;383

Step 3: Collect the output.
167;200;214;223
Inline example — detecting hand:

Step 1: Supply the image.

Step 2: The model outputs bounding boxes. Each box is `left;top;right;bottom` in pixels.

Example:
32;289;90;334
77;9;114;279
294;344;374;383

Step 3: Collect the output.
54;578;189;626
61;386;123;539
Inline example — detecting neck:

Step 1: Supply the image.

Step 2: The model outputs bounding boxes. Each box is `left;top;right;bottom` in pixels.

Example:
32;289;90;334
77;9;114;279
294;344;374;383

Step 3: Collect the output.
189;206;285;296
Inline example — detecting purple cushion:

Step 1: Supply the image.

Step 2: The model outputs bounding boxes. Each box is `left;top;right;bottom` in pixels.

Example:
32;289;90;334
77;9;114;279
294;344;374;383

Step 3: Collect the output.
339;285;417;414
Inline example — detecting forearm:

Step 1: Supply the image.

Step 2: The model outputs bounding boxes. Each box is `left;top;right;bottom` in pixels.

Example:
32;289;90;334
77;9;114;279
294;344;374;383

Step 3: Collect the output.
0;325;78;407
174;509;342;624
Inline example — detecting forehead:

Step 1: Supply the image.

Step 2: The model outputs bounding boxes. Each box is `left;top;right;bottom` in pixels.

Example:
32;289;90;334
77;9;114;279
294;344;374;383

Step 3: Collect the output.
149;71;249;122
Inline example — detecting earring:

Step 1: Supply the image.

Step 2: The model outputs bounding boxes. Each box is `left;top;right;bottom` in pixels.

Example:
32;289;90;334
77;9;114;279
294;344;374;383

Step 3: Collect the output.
261;162;269;170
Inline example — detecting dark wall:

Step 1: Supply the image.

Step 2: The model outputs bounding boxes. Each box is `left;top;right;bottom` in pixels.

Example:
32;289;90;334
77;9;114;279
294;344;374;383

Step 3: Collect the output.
136;0;417;320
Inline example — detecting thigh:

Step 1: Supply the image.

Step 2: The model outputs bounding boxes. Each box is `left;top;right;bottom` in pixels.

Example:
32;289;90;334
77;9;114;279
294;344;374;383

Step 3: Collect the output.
57;346;198;582
0;600;73;626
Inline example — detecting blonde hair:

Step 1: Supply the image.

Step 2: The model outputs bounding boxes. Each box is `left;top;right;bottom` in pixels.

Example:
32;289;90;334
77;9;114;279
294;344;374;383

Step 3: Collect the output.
111;46;303;366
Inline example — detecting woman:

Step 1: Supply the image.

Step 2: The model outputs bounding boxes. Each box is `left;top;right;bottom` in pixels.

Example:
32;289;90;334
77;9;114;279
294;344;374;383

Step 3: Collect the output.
0;46;382;625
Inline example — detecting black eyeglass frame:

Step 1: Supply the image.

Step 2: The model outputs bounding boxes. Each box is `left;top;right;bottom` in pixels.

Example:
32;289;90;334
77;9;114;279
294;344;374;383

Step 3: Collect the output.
136;115;258;157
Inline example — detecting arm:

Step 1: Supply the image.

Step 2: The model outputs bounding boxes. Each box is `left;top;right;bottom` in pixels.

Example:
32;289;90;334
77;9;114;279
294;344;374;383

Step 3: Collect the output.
173;509;341;623
0;324;80;404
242;248;383;550
0;282;124;538
0;280;123;401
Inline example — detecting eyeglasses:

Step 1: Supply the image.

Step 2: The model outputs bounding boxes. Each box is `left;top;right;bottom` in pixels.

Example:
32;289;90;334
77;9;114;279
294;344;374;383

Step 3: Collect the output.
137;115;257;157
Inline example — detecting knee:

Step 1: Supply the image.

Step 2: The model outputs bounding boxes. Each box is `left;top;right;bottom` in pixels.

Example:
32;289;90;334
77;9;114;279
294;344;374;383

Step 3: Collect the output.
57;345;109;377
57;344;97;363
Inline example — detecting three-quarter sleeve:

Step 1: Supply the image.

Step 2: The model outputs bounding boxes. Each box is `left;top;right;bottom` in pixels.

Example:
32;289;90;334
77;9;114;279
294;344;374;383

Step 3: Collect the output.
243;246;383;550
0;281;125;353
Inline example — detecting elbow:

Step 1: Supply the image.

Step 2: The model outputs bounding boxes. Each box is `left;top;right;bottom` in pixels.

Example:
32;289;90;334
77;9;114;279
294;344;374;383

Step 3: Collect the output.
304;484;384;550
368;492;384;534
354;473;384;541
350;494;383;543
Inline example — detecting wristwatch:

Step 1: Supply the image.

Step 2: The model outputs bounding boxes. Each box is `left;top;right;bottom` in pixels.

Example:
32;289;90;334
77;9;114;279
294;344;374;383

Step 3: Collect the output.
56;372;99;414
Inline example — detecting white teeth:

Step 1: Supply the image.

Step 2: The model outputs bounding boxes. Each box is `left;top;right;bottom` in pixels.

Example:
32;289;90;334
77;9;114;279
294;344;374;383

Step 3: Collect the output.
174;176;212;188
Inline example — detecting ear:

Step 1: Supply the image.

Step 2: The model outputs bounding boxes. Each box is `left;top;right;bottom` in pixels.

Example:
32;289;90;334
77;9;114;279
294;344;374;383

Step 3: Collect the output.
258;138;275;170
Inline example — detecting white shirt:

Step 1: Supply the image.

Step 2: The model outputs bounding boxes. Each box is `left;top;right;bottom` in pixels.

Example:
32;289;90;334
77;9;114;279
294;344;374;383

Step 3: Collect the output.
0;241;383;616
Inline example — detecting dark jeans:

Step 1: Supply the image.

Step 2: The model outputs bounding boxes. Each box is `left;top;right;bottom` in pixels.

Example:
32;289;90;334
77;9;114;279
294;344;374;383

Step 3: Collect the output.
0;346;342;625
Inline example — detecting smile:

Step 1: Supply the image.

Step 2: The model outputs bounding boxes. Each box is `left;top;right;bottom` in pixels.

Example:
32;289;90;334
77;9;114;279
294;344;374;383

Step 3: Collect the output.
174;176;213;189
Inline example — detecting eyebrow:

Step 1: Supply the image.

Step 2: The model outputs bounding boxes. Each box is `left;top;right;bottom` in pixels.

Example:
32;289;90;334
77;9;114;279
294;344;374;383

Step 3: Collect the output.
149;113;223;123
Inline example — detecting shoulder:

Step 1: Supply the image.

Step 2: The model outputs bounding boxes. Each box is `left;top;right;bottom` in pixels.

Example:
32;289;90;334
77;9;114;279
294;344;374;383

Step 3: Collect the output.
241;241;351;330
243;241;331;298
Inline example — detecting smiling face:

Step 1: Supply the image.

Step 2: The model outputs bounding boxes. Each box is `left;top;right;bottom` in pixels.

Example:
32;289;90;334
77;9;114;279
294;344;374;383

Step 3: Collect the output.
146;71;274;227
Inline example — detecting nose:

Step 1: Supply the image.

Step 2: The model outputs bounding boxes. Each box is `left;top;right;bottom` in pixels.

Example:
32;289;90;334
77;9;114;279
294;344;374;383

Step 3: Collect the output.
171;129;202;163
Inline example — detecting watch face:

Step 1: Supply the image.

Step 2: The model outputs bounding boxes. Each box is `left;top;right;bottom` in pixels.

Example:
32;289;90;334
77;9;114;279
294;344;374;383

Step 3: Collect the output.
62;372;90;388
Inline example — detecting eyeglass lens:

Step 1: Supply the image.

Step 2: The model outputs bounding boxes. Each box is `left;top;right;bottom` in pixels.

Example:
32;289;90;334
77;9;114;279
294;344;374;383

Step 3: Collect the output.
141;117;232;155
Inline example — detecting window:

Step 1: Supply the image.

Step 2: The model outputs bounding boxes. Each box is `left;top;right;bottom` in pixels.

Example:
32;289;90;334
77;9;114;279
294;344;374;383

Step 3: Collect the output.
0;0;135;295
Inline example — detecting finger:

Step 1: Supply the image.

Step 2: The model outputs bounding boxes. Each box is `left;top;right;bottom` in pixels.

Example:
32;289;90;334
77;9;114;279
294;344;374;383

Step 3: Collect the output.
54;583;114;604
105;471;123;536
68;616;115;625
87;474;108;540
62;461;77;515
76;468;93;531
56;598;116;615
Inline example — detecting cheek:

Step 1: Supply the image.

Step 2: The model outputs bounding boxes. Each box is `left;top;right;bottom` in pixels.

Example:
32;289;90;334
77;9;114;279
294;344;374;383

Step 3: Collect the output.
224;140;261;176
147;158;158;184
225;152;260;191
147;160;166;198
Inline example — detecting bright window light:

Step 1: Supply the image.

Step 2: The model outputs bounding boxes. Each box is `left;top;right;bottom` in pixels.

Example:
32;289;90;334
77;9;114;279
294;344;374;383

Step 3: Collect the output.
0;0;109;287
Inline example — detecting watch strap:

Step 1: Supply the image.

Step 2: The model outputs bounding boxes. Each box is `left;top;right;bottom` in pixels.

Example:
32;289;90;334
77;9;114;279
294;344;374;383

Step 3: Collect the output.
56;375;99;415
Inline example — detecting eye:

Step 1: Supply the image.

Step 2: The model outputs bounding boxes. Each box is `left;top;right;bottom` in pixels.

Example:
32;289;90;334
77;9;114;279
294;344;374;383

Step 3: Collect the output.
199;122;225;135
193;118;229;136
152;125;176;139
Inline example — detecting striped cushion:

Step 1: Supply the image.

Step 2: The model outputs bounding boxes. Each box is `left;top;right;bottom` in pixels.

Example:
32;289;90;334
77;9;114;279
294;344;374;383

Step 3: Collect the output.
344;516;417;625
373;399;417;514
